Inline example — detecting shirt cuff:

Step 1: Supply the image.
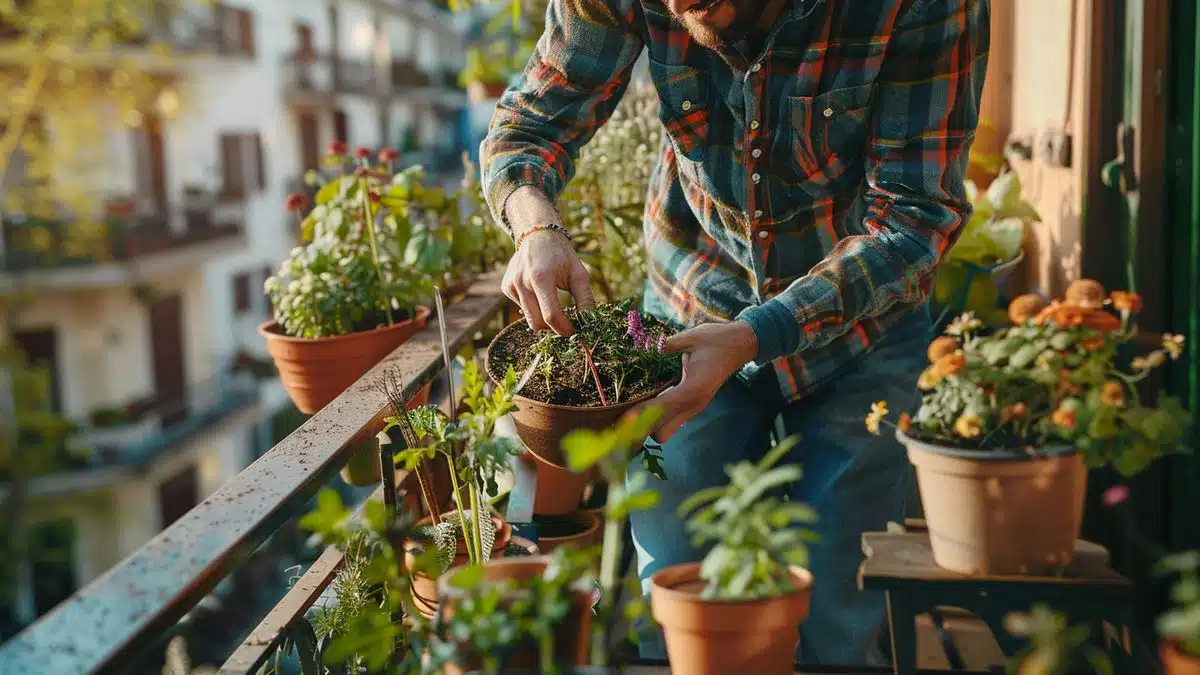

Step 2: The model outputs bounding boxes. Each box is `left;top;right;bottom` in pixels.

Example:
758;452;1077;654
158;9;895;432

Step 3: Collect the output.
737;298;808;365
484;161;554;240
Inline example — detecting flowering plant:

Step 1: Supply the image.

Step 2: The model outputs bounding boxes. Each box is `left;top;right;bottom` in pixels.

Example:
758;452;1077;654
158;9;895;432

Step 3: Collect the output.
265;143;431;339
867;279;1192;476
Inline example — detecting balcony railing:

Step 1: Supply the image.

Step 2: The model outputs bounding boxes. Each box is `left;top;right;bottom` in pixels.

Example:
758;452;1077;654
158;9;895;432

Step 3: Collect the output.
0;276;511;674
74;373;259;469
282;53;462;103
143;3;256;59
0;203;244;274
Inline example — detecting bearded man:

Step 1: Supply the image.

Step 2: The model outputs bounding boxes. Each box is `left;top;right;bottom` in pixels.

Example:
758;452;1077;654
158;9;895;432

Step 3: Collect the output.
481;0;989;663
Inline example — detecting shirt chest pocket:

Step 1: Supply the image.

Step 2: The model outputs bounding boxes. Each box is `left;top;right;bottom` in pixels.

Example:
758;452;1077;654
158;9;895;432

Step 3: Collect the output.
786;83;875;187
649;59;710;163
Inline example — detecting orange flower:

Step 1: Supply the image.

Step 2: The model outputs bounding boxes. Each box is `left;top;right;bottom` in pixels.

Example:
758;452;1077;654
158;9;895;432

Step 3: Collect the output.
1032;300;1063;325
897;413;912;434
1051;407;1078;431
1081;336;1106;350
1101;381;1126;407
1065;278;1107;309
932;352;966;377
1109;291;1143;315
1001;403;1030;423
1058;369;1083;395
1040;305;1121;333
1008;294;1047;325
927;336;960;363
954;414;983;439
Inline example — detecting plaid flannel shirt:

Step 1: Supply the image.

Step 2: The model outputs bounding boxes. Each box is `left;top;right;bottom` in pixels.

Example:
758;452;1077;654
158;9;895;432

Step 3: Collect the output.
482;0;990;401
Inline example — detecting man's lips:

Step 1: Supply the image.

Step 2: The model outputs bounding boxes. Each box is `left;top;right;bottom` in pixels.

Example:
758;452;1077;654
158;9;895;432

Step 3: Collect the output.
687;0;723;17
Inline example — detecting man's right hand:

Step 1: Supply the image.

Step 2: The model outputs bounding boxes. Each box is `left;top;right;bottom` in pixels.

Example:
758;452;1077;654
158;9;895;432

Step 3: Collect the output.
501;221;596;337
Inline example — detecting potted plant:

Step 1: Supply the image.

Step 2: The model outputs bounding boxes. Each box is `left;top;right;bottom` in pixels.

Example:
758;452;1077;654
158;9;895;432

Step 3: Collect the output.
1004;605;1113;675
261;142;434;416
648;436;816;673
459;43;522;102
1157;550;1200;675
486;300;680;514
382;358;525;618
868;280;1192;575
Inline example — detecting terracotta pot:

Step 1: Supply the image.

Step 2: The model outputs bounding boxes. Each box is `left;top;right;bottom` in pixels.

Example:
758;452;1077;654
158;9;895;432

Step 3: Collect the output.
534;511;602;554
518;452;593;516
650;562;813;673
437;556;592;675
407;512;513;619
900;431;1087;576
1163;641;1200;675
260;306;431;415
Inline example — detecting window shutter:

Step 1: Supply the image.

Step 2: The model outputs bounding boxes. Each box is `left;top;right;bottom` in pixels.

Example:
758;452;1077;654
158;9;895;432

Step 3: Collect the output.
232;272;251;313
219;134;243;199
251;133;265;191
236;8;256;58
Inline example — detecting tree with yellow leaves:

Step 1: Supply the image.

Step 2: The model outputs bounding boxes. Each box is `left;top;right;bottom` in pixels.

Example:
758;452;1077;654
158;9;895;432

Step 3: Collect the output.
0;0;204;633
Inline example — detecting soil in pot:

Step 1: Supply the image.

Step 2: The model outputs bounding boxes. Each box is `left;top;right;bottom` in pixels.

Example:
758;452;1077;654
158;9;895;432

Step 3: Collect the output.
261;305;431;415
486;303;679;472
650;562;813;673
1162;641;1200;675
437;557;592;675
533;511;602;554
407;512;512;619
901;431;1086;576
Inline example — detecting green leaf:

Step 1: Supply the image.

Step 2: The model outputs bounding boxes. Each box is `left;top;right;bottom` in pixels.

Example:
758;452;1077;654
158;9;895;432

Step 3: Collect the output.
314;178;342;206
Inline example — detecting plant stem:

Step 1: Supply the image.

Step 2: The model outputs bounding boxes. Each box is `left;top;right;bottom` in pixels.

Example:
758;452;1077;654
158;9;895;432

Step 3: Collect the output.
579;338;609;407
445;453;478;564
539;631;554;674
415;461;441;525
592;485;624;666
358;177;395;326
467;472;486;564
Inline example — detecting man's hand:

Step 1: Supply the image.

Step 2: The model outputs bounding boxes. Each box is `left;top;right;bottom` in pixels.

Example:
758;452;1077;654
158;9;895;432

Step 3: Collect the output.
643;321;759;443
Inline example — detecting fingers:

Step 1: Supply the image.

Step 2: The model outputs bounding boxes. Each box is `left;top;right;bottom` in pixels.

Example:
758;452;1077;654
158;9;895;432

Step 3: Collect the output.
530;271;573;336
514;284;547;331
662;328;699;354
568;260;596;310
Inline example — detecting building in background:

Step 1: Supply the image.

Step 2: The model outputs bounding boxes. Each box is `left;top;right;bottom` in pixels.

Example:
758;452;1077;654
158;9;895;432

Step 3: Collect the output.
0;0;466;637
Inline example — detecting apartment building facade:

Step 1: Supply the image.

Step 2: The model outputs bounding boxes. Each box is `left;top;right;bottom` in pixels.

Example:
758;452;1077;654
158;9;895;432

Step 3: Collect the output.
0;0;467;634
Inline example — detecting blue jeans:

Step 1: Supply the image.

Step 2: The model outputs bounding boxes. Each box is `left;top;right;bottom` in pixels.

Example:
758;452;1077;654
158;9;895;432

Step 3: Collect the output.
629;306;933;665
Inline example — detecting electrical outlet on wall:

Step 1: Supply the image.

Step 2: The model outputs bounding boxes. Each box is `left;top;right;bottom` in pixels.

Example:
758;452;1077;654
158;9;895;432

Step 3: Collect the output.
1039;128;1074;168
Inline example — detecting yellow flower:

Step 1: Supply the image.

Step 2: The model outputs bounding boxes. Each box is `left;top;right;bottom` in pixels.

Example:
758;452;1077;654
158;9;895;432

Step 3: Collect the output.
954;414;983;439
865;401;889;435
917;367;943;391
1163;333;1186;360
1100;381;1126;407
1064;278;1106;309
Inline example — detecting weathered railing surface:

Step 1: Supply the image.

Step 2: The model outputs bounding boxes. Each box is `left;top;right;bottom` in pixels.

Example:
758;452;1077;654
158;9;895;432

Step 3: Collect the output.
0;274;509;675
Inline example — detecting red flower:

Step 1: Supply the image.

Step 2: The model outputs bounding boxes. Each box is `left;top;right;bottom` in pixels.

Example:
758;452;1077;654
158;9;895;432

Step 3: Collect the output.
328;140;347;155
378;147;400;163
1103;485;1130;507
368;191;381;203
284;192;308;212
354;146;371;159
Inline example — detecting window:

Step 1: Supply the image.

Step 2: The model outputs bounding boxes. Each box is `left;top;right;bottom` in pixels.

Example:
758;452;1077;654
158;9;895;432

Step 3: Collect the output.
295;23;315;58
158;465;199;529
232;272;251;314
219;132;266;200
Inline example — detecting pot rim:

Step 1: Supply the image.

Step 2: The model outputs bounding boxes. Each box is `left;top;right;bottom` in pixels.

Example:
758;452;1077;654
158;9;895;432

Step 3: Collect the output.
1162;639;1200;661
410;512;512;552
897;428;1077;461
436;555;551;600
485;318;677;412
259;304;431;344
534;511;602;543
649;561;814;606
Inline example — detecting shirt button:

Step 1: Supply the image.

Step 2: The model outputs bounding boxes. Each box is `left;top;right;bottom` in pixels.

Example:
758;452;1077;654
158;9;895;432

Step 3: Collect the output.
757;230;769;241
751;148;762;159
750;120;760;130
754;209;763;218
750;63;762;73
751;173;761;184
823;107;834;118
682;100;692;111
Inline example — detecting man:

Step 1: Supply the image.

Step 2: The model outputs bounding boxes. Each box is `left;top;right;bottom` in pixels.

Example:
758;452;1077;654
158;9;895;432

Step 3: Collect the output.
481;0;988;664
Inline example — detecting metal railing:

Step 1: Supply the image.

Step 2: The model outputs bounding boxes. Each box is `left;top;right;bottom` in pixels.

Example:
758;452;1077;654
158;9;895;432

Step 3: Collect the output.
0;275;510;674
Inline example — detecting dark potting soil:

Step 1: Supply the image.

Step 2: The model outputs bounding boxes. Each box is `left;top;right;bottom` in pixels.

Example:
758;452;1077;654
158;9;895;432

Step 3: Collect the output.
487;304;680;407
505;541;535;557
533;515;590;539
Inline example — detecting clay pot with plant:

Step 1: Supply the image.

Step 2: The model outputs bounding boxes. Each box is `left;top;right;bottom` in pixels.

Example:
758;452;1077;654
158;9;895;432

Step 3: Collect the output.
869;279;1192;575
381;358;526;618
647;436;816;673
1158;550;1200;675
261;143;436;419
487;300;679;514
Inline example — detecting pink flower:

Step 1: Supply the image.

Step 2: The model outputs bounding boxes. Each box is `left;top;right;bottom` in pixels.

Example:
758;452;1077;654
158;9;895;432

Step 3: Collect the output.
353;146;371;159
627;310;643;337
1103;485;1130;507
656;333;666;353
378;147;400;163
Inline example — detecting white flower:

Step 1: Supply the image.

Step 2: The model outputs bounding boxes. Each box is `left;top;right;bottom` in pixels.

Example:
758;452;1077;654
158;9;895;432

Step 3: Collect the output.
1163;333;1186;360
945;312;983;337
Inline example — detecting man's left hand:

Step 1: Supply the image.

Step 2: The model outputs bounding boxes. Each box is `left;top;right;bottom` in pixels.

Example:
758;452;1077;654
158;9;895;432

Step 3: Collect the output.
642;321;758;443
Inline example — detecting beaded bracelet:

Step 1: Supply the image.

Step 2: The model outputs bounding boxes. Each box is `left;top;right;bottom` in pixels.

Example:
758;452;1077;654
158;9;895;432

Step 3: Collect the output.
515;223;571;251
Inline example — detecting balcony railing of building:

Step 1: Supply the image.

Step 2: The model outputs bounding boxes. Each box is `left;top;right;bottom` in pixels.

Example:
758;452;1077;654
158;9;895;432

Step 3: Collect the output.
0;198;244;274
0;276;512;674
140;3;257;59
282;53;462;103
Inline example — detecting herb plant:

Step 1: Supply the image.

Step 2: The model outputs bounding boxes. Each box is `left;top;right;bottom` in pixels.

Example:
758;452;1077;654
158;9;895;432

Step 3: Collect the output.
488;300;681;407
677;436;817;600
266;144;432;339
562;406;666;665
382;359;523;571
1157;550;1200;657
1004;605;1112;675
868;281;1192;476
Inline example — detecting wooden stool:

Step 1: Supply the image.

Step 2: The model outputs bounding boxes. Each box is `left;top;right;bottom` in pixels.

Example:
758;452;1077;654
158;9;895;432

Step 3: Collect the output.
859;531;1138;675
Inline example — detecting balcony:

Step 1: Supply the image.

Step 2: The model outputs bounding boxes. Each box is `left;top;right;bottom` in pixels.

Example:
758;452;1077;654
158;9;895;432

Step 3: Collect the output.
0;199;245;289
281;53;465;106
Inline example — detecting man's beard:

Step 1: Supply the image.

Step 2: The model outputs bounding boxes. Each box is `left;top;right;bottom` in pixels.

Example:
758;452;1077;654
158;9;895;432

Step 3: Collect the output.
675;0;761;49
